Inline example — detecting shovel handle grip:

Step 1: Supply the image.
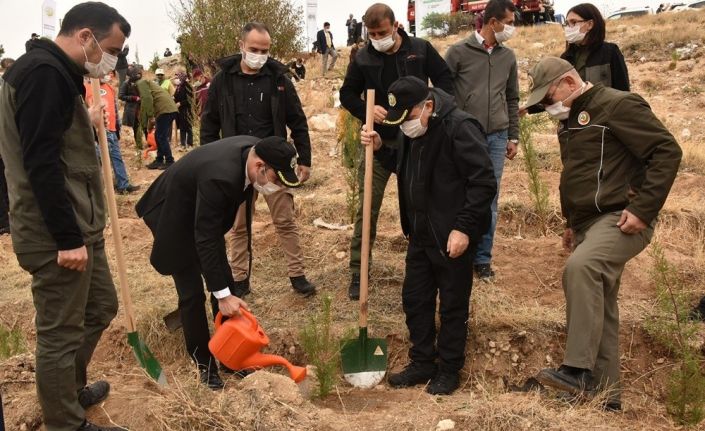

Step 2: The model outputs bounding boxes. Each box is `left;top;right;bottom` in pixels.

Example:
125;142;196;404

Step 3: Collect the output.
214;308;257;330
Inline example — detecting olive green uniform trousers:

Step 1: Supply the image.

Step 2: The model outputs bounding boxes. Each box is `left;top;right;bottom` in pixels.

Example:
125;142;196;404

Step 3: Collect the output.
16;240;118;431
562;212;654;402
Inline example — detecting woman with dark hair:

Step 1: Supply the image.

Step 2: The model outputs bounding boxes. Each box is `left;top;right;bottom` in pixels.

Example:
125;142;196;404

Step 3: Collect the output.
561;2;629;91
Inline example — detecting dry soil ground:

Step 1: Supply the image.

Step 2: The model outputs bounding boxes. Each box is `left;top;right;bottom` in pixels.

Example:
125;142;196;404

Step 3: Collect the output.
2;11;705;431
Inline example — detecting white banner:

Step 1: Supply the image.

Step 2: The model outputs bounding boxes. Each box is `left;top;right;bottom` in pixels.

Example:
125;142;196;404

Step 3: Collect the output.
306;0;318;51
415;0;452;37
42;0;58;39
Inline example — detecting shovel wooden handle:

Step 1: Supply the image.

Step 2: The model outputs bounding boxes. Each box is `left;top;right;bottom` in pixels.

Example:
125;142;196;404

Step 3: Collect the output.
90;78;138;333
359;89;375;329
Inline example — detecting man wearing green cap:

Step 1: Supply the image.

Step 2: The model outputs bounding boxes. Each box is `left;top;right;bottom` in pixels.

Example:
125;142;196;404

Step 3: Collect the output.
524;57;681;410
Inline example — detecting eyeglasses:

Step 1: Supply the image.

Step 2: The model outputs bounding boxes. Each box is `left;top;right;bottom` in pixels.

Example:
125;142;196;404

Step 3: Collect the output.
563;19;587;28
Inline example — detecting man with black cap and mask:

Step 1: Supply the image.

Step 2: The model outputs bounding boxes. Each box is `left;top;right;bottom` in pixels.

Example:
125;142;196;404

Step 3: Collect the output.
136;135;302;390
523;57;681;411
360;76;496;395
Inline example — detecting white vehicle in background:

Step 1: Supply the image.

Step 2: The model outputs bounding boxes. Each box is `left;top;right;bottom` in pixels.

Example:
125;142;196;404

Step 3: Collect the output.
673;0;705;10
606;6;652;19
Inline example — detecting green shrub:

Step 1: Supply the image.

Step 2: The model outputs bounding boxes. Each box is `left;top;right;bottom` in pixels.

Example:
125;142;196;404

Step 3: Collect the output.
300;296;338;398
519;115;551;227
644;243;705;426
0;325;26;359
337;110;362;224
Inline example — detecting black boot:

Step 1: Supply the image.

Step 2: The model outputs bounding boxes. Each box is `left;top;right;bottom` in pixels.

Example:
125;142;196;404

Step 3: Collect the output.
536;365;594;395
388;362;438;388
199;369;224;390
348;273;360;301
427;371;460;395
233;277;251;298
290;275;316;297
78;420;129;430
78;380;110;409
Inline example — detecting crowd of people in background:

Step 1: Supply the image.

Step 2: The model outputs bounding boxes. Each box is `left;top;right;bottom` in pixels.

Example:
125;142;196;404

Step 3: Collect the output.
0;1;702;430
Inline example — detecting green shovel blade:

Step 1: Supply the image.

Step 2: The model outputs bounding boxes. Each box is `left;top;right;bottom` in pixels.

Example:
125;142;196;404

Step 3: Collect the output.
127;331;167;386
341;328;387;388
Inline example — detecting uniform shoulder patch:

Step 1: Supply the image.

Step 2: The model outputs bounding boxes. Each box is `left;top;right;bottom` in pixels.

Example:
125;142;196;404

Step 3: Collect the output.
578;111;590;126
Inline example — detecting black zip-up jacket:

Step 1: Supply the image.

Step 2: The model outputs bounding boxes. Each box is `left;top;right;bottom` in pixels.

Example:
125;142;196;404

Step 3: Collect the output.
561;42;630;91
375;89;496;253
340;29;454;140
200;55;311;167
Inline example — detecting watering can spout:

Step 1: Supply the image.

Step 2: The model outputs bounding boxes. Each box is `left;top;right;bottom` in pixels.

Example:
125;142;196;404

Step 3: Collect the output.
240;353;307;383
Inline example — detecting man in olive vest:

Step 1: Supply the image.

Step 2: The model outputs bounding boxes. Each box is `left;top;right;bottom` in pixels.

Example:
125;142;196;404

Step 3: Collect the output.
0;3;131;430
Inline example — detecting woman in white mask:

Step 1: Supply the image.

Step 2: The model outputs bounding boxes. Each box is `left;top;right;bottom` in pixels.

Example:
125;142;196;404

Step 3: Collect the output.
561;3;629;91
521;3;629;117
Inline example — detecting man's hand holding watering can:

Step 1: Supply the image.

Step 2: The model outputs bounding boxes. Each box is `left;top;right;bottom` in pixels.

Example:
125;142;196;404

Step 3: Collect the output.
218;295;248;317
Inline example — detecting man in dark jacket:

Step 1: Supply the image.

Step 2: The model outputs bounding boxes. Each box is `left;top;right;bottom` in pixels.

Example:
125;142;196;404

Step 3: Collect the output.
361;76;496;395
525;57;681;410
115;44;129;86
0;4;131;430
118;65;143;148
340;2;454;300
136;135;302;389
200;22;315;298
317;22;338;76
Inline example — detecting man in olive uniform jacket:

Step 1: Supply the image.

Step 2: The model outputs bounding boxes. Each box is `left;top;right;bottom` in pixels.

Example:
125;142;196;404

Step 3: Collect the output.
0;3;131;430
525;57;682;411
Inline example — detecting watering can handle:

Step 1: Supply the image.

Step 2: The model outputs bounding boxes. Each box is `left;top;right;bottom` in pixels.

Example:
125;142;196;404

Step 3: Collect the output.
214;308;257;330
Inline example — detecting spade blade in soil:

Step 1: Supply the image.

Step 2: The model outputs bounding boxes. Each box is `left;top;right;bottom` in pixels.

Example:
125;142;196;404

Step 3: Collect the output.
127;331;168;386
341;327;387;388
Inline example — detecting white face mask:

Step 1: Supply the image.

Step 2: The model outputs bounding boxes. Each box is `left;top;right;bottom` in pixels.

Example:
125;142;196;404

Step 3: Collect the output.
253;168;282;195
564;24;586;44
83;34;118;79
494;23;516;43
545;82;586;121
244;51;268;70
400;104;429;138
371;31;396;52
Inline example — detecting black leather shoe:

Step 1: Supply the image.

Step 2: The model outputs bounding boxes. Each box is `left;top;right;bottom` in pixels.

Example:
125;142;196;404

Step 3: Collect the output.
78;420;128;430
219;362;253;378
233;278;251;298
290;275;316;297
199;369;224;390
116;184;141;195
536;365;594;395
689;296;705;321
473;264;495;281
427;371;460;395
0;226;9;235
388;362;438;388
146;160;164;170
161;161;174;170
348;273;360;301
78;380;110;409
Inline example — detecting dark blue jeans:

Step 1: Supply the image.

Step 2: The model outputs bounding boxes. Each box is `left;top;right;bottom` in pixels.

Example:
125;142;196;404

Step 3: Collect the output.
155;112;176;163
474;129;508;265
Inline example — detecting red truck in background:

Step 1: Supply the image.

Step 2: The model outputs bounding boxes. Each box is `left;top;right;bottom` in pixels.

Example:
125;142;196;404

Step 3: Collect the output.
408;0;555;35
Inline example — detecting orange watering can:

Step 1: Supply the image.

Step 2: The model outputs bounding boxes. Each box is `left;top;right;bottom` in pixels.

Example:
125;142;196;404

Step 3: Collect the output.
209;308;307;383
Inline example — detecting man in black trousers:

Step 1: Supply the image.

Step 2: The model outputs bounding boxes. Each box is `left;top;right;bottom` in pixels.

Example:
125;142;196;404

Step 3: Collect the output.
136;135;302;389
361;77;496;395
